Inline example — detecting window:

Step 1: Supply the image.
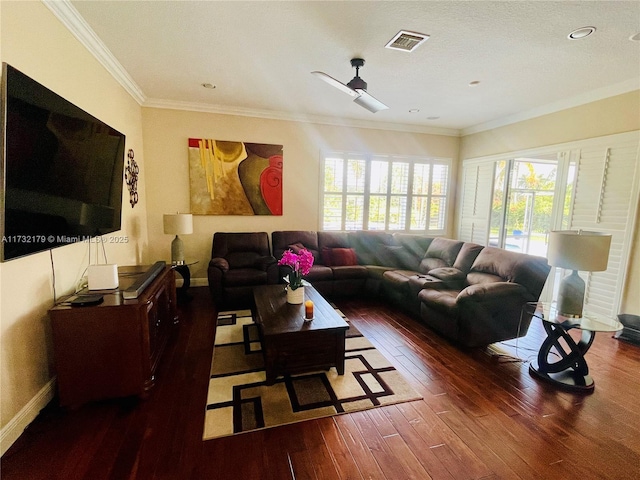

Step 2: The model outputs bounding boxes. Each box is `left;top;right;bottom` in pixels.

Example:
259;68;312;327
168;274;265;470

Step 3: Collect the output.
321;152;451;232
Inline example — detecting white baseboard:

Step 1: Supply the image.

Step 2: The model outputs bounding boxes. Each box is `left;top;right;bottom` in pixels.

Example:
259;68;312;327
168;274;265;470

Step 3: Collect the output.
0;377;56;456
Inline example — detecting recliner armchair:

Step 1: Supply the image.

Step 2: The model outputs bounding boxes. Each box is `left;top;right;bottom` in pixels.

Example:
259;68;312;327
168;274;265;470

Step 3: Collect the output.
208;232;278;309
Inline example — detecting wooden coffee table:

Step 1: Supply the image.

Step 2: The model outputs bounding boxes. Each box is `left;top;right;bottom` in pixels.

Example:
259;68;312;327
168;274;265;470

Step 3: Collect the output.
253;284;349;385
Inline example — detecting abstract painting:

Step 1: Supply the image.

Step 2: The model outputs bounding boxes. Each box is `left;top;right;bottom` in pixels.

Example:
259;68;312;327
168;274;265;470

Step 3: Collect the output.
188;139;283;215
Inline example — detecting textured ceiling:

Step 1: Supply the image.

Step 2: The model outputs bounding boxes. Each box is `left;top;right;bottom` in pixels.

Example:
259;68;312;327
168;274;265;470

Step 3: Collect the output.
68;0;640;134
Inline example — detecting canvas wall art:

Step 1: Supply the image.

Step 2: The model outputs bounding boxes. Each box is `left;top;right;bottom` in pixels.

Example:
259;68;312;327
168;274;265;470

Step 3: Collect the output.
188;139;283;215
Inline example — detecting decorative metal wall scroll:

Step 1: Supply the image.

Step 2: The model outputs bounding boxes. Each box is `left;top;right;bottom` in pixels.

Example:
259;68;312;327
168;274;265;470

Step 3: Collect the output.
125;149;139;208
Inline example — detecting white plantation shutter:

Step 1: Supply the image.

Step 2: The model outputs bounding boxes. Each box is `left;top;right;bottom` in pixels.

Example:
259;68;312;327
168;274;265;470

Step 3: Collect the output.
321;151;452;233
569;134;640;317
459;131;640;317
458;160;494;244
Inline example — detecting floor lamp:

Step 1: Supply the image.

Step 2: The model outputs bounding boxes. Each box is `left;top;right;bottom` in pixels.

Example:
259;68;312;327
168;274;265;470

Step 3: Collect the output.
163;213;193;265
547;230;611;318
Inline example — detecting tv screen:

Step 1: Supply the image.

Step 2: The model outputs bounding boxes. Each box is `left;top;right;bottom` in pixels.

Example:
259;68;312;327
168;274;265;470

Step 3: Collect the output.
1;63;126;261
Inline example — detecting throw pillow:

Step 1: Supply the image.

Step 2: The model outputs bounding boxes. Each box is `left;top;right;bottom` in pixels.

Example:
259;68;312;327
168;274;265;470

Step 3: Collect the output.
321;247;358;266
287;242;306;253
330;248;358;266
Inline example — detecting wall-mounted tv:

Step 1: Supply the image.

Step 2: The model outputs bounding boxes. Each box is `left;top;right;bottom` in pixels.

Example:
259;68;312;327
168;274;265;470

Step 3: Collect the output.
1;63;126;261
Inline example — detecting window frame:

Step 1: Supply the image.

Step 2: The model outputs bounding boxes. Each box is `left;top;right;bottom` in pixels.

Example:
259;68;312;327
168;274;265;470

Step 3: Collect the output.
319;150;453;233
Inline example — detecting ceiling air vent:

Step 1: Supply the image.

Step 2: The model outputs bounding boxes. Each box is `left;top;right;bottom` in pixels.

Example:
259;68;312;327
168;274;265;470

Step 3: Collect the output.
385;30;429;52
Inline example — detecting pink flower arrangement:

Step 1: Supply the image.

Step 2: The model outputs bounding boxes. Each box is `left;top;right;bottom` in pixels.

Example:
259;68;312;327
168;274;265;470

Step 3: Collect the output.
278;248;314;290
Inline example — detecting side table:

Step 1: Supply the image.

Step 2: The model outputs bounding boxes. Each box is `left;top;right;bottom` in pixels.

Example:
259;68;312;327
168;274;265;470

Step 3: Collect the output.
172;261;198;302
526;302;623;392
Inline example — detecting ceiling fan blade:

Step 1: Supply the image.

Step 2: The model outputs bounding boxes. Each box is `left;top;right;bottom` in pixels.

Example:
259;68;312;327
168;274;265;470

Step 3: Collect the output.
353;89;389;113
311;71;359;97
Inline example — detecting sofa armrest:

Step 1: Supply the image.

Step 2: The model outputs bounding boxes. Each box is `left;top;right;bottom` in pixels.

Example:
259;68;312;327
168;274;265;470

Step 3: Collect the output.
207;258;228;306
408;274;449;296
457;282;533;304
428;267;466;289
209;257;230;272
452;282;537;345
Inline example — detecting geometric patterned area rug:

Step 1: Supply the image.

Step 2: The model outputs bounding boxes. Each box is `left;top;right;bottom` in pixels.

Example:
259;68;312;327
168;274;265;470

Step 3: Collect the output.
203;308;422;440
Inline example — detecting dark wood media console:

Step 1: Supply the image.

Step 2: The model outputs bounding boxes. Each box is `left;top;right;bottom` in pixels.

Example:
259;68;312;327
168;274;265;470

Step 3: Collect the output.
49;265;178;407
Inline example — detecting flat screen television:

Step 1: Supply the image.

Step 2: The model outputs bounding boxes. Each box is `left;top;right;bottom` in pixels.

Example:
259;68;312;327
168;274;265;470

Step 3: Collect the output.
1;63;126;261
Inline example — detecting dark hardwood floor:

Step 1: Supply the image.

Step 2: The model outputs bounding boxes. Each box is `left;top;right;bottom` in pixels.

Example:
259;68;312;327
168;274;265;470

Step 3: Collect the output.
2;287;640;479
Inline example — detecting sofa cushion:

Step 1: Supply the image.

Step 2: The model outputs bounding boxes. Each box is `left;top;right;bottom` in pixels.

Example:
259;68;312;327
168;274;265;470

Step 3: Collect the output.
272;231;320;263
375;245;418;269
382;269;418;286
348;231;394;265
453;242;484;272
331;265;368;280
419;237;464;273
304;264;334;282
224;268;268;287
318;231;350;250
419;257;448;273
226;251;264;270
392;234;433;261
365;265;397;280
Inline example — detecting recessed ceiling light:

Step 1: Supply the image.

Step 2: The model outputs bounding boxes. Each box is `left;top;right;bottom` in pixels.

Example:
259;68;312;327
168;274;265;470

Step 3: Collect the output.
630;32;640;42
201;83;216;89
468;80;480;87
427;116;440;120
568;26;596;40
409;109;420;113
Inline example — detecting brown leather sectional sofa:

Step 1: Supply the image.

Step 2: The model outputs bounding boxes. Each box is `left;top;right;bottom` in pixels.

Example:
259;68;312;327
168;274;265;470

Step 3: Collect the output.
208;230;550;348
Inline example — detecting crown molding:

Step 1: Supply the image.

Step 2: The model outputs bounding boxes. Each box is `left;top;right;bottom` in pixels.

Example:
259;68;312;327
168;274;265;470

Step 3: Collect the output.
41;0;459;137
462;78;640;136
42;0;146;104
143;98;461;136
45;0;636;139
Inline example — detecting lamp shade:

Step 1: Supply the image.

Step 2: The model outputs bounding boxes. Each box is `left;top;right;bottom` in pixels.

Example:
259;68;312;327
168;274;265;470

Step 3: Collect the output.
163;213;193;235
547;230;611;272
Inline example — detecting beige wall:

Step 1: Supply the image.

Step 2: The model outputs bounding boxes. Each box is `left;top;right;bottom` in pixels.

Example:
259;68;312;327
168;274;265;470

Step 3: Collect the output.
0;2;148;452
460;91;640;159
460;91;640;315
141;108;459;281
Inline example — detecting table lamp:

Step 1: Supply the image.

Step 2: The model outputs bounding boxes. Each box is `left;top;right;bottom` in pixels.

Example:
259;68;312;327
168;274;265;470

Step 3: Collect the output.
163;213;193;265
547;230;611;317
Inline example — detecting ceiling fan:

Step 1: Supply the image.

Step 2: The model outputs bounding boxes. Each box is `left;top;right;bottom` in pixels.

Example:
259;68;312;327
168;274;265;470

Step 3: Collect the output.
312;58;389;113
